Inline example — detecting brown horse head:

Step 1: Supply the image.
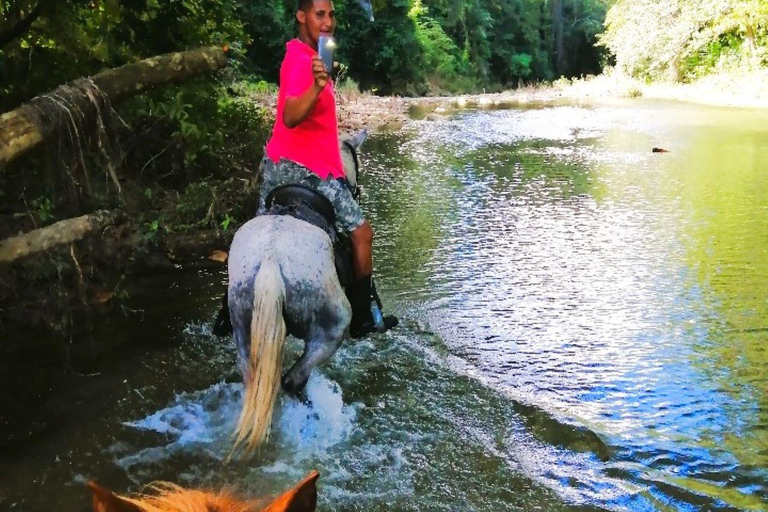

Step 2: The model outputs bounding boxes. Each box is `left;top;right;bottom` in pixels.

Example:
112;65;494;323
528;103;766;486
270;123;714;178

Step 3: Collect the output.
88;471;318;512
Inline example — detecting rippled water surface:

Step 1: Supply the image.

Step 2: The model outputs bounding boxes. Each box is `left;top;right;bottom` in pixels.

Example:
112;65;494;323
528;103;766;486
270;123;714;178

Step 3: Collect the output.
2;99;768;511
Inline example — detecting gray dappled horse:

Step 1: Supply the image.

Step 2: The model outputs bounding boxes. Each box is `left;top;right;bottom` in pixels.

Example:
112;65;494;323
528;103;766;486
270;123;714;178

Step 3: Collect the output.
227;132;368;455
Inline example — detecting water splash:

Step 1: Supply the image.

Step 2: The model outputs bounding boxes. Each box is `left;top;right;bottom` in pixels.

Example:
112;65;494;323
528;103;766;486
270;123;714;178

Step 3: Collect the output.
117;382;241;468
116;373;357;470
275;372;359;454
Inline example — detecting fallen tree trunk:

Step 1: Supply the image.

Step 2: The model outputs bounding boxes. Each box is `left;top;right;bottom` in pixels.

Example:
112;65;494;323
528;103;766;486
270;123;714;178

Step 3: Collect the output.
0;46;228;169
0;210;124;264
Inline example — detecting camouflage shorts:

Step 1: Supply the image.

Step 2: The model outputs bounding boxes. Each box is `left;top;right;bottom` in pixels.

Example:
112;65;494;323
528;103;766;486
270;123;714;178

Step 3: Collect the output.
257;157;365;233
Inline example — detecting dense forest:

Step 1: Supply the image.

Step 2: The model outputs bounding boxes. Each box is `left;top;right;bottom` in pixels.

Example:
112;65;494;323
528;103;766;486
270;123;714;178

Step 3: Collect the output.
0;0;611;109
602;0;768;81
3;0;766;106
1;0;767;332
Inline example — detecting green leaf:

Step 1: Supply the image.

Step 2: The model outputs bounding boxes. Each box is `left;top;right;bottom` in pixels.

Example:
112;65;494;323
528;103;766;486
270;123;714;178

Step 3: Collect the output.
220;214;232;231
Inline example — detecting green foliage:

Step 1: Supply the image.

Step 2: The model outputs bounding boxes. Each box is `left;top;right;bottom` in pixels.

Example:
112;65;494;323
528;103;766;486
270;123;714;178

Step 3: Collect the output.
601;0;768;81
376;0;609;91
237;0;293;81
335;66;363;95
1;0;614;104
0;0;245;111
220;213;233;231
338;0;427;93
174;181;213;219
1;0;269;226
683;31;744;80
32;196;53;222
416;18;465;78
163;177;253;232
509;53;533;78
125;81;269;178
140;216;163;244
1;0;620;236
233;80;279;95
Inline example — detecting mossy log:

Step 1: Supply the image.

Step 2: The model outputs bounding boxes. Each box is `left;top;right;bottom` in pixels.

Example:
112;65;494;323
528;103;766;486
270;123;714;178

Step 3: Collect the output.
0;210;124;264
0;46;228;169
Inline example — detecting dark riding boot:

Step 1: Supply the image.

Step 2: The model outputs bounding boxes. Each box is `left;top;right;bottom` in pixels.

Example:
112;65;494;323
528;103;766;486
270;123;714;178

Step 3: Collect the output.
349;275;398;339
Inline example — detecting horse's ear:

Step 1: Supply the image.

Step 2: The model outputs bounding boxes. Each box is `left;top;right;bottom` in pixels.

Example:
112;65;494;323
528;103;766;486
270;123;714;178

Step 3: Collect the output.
262;471;319;512
87;481;143;512
348;130;368;150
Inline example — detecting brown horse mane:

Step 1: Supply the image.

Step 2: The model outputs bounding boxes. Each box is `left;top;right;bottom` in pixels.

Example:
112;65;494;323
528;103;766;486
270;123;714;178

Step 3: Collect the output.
88;470;319;512
118;483;257;512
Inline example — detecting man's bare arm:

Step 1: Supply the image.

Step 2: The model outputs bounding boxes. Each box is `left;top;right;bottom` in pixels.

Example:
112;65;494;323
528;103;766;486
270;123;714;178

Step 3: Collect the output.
283;56;329;129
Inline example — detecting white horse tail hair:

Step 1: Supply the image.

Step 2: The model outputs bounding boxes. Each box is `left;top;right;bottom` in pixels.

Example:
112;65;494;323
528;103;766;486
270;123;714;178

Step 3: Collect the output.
232;256;286;456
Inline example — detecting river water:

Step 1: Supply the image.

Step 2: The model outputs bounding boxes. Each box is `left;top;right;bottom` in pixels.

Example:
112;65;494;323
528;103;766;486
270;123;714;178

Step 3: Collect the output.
1;99;767;511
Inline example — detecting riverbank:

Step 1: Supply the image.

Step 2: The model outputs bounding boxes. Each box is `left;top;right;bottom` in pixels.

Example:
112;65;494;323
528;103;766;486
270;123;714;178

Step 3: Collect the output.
0;87;412;339
5;72;766;336
330;69;768;121
551;69;768;109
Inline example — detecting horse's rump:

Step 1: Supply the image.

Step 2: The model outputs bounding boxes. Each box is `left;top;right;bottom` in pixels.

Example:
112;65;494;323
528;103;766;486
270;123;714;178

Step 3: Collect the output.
227;215;351;452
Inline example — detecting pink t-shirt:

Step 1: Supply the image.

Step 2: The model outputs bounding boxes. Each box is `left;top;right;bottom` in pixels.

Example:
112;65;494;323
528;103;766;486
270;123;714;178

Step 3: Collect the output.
265;39;344;180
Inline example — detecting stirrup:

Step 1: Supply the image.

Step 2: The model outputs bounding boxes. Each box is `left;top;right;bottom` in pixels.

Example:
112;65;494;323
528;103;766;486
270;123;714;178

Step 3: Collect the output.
349;309;398;339
370;300;386;333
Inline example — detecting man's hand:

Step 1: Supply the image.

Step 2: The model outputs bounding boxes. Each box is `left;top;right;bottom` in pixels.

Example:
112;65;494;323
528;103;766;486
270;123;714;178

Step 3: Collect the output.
312;56;330;89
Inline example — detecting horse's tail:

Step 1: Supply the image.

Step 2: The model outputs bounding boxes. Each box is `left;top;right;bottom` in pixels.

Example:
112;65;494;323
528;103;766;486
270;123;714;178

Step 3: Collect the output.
232;256;286;455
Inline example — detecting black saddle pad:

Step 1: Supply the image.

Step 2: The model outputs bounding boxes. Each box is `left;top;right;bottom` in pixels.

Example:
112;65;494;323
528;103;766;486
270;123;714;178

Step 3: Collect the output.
264;185;353;289
266;185;336;227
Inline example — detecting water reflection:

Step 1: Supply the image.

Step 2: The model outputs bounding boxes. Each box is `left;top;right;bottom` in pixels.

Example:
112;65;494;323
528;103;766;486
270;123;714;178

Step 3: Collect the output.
364;102;768;510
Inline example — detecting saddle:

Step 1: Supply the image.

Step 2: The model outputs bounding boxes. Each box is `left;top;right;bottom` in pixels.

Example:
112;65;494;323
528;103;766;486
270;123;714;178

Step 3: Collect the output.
265;184;354;290
212;184;397;338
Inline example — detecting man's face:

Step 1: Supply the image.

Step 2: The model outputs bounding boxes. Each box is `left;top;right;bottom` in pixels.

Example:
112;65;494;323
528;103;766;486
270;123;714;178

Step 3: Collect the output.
297;0;336;47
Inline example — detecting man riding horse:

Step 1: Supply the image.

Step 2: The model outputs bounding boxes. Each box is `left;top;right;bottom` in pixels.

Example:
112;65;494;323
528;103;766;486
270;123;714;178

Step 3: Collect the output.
219;0;397;454
257;0;396;337
215;0;395;339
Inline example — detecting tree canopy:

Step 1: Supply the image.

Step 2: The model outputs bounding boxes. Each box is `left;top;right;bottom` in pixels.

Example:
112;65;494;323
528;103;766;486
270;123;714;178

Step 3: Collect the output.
3;0;768;108
600;0;768;81
335;0;610;93
0;0;610;107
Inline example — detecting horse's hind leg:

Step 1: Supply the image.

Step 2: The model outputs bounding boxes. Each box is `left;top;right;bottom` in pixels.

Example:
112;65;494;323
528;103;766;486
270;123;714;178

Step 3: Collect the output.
228;282;254;373
282;313;348;396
